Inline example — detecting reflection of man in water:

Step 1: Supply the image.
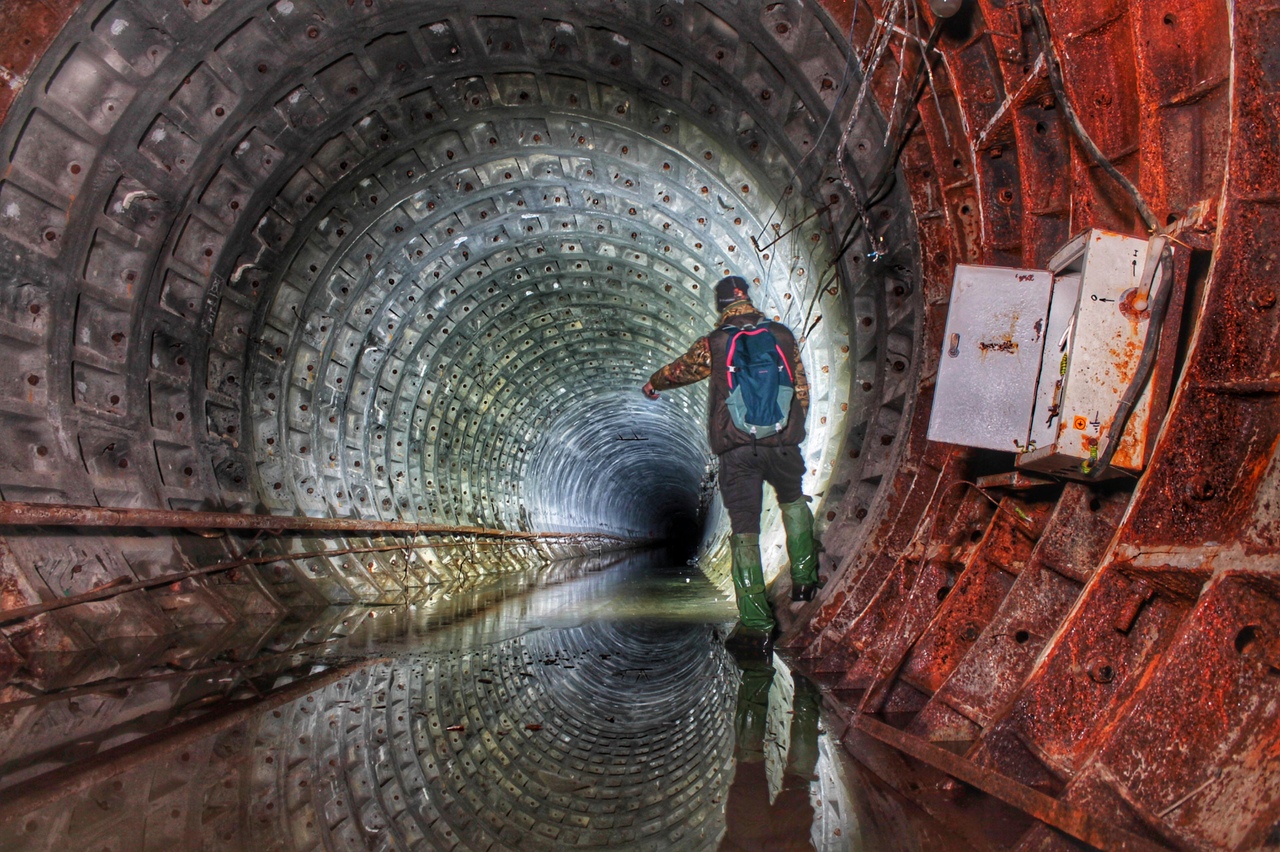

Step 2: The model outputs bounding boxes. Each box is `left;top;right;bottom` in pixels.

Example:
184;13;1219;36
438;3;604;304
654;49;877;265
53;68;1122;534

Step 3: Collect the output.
720;648;821;851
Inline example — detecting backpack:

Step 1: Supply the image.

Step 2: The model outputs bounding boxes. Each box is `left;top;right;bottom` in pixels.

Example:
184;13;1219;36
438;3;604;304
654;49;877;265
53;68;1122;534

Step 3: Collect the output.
722;321;796;438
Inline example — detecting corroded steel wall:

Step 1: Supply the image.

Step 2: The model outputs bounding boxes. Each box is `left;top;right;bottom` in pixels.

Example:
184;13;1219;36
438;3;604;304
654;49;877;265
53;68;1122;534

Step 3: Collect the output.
796;0;1279;848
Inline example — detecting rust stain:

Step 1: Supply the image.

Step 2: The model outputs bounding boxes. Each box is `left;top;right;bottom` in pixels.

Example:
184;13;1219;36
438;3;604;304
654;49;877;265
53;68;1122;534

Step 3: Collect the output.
978;338;1018;354
0;0;85;127
1118;287;1149;323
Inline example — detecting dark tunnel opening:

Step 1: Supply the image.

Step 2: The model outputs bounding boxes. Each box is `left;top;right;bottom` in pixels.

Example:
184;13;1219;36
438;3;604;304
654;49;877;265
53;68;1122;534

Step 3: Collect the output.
660;508;706;563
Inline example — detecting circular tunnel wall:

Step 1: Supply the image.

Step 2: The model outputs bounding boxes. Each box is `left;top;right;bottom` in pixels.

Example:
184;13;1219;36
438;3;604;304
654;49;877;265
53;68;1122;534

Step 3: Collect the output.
0;0;922;586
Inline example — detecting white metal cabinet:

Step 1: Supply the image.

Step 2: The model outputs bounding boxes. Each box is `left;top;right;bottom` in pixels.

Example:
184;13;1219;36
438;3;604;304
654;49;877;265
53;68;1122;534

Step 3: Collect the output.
926;264;1053;453
1017;229;1161;476
927;229;1166;479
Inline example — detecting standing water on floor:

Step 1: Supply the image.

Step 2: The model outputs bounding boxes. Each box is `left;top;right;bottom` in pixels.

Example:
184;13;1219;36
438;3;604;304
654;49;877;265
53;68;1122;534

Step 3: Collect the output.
0;550;944;851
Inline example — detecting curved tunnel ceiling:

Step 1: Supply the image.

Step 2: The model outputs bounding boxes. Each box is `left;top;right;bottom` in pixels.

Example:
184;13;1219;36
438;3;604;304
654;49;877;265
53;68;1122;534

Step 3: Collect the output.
0;0;920;558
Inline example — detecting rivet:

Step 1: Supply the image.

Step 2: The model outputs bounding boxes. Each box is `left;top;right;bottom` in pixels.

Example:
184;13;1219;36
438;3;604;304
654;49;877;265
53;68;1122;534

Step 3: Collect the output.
1088;660;1115;683
1188;475;1216;502
1248;288;1277;310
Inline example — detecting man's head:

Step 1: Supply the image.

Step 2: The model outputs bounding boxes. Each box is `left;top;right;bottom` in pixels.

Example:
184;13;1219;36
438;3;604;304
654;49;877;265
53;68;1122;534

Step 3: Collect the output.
715;275;750;310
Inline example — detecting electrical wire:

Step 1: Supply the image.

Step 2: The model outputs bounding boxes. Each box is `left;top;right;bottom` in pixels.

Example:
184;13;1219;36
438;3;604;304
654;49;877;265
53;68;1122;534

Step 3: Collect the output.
1027;0;1159;232
1085;242;1175;478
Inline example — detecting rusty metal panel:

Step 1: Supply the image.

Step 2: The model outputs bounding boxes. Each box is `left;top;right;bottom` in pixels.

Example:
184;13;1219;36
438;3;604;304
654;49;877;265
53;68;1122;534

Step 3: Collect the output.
969;566;1189;780
909;486;1127;741
1130;0;1232;219
897;498;1048;696
1047;573;1280;850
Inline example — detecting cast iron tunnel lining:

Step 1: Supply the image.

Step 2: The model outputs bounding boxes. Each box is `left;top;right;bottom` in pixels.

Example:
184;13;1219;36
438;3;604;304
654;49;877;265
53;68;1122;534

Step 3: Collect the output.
0;0;920;587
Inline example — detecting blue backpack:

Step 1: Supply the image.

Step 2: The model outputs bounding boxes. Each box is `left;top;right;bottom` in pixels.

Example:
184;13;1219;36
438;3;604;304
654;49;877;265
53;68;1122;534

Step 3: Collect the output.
723;321;796;438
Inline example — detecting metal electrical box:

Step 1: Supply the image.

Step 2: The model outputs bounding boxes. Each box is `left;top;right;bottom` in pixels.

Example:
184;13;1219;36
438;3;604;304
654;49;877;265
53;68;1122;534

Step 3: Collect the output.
926;265;1053;453
926;229;1168;479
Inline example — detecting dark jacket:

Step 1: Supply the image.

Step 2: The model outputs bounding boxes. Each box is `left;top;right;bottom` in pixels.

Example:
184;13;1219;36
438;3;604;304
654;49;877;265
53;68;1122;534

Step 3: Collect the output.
649;300;809;455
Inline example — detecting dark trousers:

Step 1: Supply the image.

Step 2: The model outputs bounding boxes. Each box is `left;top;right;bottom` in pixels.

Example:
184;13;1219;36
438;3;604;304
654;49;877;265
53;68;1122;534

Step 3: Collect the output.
718;444;806;535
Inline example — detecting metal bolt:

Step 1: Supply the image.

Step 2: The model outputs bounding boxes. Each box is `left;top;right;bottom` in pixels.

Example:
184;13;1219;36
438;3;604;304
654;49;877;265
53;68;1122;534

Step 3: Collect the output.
1248;288;1277;310
1188;475;1216;501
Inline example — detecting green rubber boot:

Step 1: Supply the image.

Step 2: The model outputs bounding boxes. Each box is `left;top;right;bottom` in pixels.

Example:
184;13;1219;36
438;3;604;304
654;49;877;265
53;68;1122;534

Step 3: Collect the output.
732;660;775;763
780;499;820;600
785;672;821;783
729;533;775;635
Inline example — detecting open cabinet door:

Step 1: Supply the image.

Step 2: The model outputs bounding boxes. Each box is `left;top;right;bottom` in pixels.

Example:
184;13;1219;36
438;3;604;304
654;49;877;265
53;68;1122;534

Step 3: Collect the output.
926;264;1052;453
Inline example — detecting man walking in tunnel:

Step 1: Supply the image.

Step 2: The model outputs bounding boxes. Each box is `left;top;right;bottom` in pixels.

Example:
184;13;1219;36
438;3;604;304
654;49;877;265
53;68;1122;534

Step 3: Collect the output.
642;276;820;653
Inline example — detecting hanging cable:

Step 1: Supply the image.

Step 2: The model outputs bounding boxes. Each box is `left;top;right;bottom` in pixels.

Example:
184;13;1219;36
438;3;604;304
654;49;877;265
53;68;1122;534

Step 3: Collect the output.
1027;0;1159;232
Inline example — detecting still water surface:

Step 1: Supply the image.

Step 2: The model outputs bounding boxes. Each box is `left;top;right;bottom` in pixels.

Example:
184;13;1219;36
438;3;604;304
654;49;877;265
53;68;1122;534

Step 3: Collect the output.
0;550;943;851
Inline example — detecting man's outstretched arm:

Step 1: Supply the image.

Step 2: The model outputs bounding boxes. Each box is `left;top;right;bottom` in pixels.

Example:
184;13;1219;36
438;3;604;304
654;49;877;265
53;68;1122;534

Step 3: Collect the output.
642;336;711;398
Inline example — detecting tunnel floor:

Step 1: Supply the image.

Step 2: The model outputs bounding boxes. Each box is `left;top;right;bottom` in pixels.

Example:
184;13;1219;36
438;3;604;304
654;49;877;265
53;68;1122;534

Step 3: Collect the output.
0;550;972;851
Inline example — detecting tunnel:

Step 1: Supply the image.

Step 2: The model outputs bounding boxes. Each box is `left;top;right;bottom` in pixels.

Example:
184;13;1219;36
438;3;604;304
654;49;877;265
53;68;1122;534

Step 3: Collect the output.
0;0;1275;849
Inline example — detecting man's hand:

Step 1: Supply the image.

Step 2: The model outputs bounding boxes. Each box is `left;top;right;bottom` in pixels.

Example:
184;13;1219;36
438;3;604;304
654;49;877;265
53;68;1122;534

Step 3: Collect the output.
642;381;659;400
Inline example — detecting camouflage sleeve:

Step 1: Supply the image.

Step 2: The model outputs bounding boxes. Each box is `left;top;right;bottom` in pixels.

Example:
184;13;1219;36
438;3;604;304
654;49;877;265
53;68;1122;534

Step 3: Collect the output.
792;342;810;413
649;336;711;389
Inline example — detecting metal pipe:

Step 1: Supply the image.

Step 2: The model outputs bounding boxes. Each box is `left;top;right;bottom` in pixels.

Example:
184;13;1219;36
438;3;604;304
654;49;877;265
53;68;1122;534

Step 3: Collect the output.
0;534;639;627
0;500;639;541
0;659;386;825
0;642;348;711
0;542;421;626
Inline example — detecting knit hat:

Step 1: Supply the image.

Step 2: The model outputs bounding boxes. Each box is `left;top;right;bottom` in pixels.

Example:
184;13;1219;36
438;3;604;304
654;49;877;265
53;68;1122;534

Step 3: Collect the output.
715;275;749;309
